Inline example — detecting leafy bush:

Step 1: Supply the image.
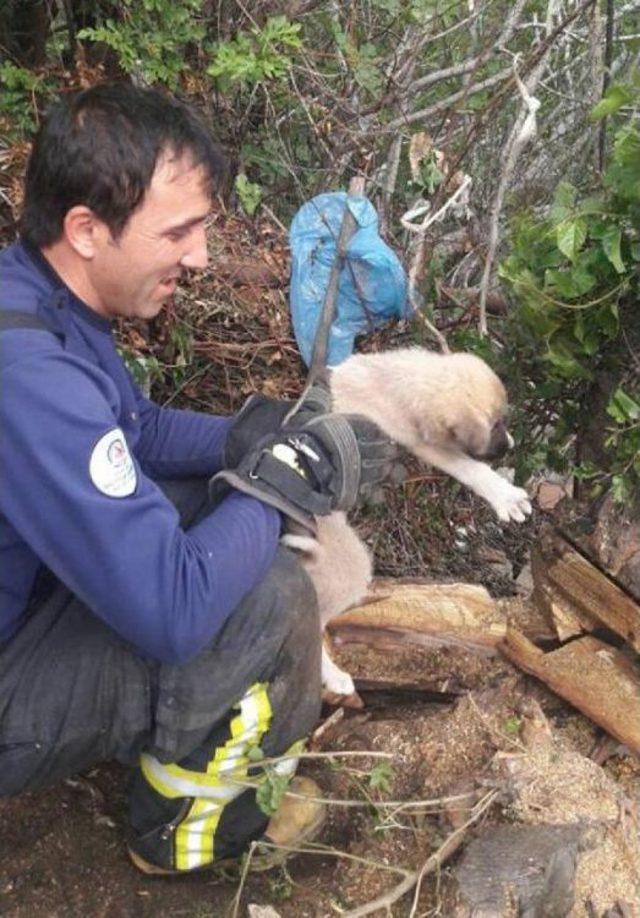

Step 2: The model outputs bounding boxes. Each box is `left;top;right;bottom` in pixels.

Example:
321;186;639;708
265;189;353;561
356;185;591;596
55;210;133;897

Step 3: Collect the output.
78;0;205;87
499;87;640;501
0;62;49;136
207;16;301;91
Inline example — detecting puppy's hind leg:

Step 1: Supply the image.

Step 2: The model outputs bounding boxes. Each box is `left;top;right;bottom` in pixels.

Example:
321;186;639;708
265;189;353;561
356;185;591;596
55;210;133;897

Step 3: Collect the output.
282;513;371;705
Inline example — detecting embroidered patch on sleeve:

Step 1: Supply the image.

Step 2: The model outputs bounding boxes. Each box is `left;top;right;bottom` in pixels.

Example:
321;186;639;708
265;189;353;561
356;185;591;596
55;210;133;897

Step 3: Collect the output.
89;428;137;497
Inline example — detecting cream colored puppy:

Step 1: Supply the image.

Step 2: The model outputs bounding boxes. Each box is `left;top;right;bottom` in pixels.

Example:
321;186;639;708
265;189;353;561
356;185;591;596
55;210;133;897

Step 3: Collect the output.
283;348;531;698
331;348;530;523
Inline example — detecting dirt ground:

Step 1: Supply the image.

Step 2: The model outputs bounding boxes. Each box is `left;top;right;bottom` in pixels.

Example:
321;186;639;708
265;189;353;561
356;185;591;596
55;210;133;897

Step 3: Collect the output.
2;626;639;917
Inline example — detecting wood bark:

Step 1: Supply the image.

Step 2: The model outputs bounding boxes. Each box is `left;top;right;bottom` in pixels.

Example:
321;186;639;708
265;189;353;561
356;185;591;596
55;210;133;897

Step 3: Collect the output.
501;628;640;754
328;578;505;654
532;528;640;653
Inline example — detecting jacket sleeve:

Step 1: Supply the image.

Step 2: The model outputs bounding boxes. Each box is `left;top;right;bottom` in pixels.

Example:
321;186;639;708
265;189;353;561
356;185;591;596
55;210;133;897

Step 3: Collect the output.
0;350;282;663
133;386;233;479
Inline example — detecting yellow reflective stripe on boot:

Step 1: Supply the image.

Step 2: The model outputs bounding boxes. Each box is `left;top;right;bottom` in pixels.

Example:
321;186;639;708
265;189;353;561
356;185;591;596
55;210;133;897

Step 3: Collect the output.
140;683;274;871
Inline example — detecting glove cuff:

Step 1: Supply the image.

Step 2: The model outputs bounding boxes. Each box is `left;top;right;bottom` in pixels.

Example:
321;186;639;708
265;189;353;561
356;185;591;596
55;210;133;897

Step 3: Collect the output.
304;414;361;512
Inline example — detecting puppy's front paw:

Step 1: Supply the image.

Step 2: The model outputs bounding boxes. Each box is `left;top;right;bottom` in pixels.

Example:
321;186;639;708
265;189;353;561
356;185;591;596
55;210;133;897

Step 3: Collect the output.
488;480;532;523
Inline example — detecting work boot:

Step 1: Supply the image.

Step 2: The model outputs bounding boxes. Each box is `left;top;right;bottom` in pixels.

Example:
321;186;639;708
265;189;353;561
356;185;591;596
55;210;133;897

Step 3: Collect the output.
128;776;325;876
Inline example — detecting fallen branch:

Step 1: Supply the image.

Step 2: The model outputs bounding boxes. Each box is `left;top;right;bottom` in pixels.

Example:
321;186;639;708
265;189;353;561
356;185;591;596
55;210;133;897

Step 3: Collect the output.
342;789;499;918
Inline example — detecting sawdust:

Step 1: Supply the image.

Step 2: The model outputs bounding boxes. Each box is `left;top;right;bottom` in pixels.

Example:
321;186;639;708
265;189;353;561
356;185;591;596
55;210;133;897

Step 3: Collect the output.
496;737;640;914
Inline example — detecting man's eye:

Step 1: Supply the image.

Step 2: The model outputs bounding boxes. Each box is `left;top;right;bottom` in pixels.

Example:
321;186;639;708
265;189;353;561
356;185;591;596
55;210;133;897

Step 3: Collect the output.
167;229;188;242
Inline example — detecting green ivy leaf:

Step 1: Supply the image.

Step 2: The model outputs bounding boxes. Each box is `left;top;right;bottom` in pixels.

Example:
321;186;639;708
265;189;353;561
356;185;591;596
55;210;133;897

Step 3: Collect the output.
556;218;587;262
550;181;577;222
235;174;262;216
601;225;625;273
590;84;635;122
611;474;632;504
545;265;595;299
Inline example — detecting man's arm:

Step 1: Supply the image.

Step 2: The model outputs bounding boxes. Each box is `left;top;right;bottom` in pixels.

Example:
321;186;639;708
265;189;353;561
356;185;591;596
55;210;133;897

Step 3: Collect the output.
134;392;234;478
0;349;281;664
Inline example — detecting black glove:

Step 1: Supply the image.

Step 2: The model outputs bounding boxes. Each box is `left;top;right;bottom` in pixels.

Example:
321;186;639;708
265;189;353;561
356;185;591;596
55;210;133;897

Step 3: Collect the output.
222;384;332;470
210;410;399;530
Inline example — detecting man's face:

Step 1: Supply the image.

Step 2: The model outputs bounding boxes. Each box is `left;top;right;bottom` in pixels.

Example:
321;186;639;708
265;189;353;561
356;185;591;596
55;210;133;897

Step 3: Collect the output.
88;152;211;320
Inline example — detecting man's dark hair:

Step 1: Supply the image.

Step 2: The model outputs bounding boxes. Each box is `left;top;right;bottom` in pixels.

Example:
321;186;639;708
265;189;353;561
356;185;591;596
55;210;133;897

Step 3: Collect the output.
20;83;230;247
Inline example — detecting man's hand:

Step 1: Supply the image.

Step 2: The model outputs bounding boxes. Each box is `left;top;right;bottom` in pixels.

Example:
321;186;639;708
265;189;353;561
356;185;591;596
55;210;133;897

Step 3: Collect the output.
211;408;399;530
223;385;332;469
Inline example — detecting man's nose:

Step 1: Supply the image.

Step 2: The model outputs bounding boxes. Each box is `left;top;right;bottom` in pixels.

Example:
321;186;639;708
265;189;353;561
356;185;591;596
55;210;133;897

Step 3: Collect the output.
180;224;208;270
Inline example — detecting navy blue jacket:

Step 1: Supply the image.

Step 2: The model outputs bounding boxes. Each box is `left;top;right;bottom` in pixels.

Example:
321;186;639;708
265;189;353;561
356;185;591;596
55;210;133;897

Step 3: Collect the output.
0;241;281;662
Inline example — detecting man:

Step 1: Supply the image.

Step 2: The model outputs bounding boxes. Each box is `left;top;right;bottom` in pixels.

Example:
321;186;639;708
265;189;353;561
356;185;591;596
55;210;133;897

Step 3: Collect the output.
0;83;396;874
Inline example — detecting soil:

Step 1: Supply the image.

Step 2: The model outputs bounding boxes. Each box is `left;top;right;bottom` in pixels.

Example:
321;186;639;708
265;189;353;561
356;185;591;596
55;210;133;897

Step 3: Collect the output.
2;637;639;916
2;215;640;917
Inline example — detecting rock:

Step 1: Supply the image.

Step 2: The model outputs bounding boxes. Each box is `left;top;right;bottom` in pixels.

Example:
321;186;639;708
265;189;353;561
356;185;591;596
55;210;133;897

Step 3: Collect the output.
535;480;569;512
515;562;534;597
453;823;582;917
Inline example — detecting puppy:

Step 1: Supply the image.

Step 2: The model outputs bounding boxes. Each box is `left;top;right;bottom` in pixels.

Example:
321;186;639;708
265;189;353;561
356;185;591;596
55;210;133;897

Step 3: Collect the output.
330;348;530;523
283;348;531;700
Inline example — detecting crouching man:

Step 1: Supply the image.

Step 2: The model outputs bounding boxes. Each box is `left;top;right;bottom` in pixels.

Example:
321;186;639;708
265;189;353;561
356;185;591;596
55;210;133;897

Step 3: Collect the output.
0;83;396;874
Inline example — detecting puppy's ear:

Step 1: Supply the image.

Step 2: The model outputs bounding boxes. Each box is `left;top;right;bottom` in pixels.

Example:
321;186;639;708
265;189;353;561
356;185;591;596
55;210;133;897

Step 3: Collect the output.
449;417;491;457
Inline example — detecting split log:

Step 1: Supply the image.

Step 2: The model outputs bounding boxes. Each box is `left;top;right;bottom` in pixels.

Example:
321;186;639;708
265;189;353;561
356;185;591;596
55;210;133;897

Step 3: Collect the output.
532;528;640;652
327;580;510;697
591;493;640;601
501;628;640;754
328;579;505;654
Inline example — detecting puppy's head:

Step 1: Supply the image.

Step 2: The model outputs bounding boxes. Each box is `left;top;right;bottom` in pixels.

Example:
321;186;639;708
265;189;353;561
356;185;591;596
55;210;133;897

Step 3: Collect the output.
440;354;513;460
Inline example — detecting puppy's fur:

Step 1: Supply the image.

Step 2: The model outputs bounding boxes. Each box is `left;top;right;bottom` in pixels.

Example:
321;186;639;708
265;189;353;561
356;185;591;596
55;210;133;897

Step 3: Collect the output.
283;512;372;697
283;348;531;698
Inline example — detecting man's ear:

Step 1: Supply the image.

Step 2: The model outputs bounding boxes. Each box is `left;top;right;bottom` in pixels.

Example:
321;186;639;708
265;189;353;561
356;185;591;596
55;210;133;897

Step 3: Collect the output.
62;206;105;260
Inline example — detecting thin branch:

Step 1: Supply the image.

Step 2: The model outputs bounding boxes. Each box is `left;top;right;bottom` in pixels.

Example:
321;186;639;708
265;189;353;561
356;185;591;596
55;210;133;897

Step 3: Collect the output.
341;789;499;918
478;57;545;336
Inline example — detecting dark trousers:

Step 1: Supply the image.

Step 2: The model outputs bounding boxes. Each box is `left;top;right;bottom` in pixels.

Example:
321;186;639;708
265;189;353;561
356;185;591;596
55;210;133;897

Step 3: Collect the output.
0;479;322;868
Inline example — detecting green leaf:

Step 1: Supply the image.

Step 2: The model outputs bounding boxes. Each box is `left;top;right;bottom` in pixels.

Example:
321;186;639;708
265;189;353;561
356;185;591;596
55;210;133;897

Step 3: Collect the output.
550;181;577;222
601;225;625;273
607;388;640;423
611;474;631;504
589;84;635;122
545;266;595;299
368;762;395;794
556;218;587;262
256;771;290;817
235;174;262;216
545;346;586;379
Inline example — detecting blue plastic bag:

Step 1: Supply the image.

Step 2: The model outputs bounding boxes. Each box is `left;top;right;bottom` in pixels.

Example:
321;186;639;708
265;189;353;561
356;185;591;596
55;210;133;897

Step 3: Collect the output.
289;191;410;368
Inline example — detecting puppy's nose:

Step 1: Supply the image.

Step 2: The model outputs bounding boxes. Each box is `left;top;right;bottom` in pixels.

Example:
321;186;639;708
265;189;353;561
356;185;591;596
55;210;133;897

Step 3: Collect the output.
484;425;512;460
